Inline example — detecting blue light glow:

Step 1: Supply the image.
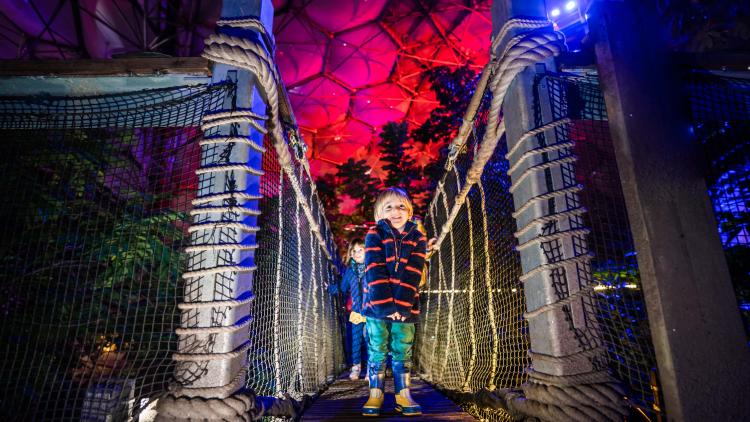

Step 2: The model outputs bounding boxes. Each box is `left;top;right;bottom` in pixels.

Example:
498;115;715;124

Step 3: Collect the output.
565;1;577;11
550;8;561;17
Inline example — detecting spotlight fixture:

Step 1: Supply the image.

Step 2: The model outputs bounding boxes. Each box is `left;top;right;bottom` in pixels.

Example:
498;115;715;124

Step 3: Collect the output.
565;1;577;11
550;8;561;17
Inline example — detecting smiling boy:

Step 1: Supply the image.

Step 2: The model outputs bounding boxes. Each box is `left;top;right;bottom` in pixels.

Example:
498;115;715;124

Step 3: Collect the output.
361;187;427;416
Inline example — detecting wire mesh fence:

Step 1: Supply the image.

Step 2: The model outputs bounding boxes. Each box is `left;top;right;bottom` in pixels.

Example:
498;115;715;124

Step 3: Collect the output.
686;72;750;336
247;132;345;399
0;83;230;421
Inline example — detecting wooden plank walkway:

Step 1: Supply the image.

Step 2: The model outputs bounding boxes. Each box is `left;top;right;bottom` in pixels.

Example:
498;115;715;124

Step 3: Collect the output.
301;374;476;421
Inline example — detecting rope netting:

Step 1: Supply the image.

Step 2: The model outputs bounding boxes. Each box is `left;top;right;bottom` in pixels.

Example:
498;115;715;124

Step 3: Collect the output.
0;84;230;421
416;67;664;420
248;131;345;399
687;72;750;333
0;77;345;420
417;88;529;421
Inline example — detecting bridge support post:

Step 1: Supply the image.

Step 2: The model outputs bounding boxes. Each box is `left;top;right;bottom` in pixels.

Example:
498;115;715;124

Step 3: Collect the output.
588;1;750;420
155;0;274;420
492;1;628;420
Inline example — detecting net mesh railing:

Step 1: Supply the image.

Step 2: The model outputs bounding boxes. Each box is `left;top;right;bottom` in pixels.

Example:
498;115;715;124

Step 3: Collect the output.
0;84;229;421
0;82;344;420
687;72;750;334
418;88;529;422
247;131;345;398
416;70;664;421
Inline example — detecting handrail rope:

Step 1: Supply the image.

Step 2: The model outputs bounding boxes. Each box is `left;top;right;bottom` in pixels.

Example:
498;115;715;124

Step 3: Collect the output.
173;342;252;362
175;316;252;336
200;135;266;153
511;185;583;219
182;265;257;279
515;228;591;252
505;117;571;161
506;138;573;175
189;206;261;216
429;24;566;254
514;207;588;239
508;155;578;194
184;244;258;253
177;294;255;310
518;253;594;283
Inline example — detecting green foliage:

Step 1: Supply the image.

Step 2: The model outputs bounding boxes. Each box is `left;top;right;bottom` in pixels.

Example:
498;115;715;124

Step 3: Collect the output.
379;122;415;188
0;128;185;403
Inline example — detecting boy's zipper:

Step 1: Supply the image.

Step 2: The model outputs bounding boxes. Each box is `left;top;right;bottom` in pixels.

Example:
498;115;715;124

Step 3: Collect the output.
392;224;416;272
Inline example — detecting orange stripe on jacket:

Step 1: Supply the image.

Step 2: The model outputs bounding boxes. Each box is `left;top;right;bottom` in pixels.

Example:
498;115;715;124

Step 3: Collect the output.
395;281;417;292
402;240;417;247
385;256;396;262
366;262;385;272
405;266;422;274
365;247;382;252
399;257;408;263
410;309;420;314
382;238;394;243
394;299;413;307
412;252;426;259
370;298;394;305
368;279;390;287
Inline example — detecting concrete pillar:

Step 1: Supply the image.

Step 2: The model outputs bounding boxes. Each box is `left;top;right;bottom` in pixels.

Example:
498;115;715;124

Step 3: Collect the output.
493;0;604;378
589;1;750;420
157;0;273;417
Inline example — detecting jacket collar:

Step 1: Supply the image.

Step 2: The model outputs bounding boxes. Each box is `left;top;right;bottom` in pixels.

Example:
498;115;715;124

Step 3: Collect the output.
377;218;416;236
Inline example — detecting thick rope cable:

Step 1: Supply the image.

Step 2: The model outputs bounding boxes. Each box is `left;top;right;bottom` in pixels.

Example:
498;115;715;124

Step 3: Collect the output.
430;25;566;254
200;135;266;153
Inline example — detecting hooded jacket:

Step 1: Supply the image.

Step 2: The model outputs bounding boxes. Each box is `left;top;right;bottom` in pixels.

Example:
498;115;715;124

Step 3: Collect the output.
362;219;427;323
340;259;366;313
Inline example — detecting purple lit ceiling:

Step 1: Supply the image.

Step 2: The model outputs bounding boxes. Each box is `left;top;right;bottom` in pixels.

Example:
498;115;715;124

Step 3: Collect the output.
0;0;493;179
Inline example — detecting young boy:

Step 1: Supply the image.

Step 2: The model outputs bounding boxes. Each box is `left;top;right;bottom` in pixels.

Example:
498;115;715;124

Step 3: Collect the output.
361;188;427;417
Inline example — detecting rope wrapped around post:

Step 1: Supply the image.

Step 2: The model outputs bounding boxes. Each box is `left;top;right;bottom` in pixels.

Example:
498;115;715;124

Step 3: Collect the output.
156;15;331;421
426;17;629;422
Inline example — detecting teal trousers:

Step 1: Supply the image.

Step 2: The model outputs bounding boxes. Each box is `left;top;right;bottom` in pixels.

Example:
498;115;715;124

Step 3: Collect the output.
366;317;415;365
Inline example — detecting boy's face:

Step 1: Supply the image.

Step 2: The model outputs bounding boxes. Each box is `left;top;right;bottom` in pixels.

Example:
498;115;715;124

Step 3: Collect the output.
381;198;411;231
351;245;365;264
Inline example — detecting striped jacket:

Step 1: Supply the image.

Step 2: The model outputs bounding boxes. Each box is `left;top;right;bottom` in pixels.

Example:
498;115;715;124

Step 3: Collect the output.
362;219;427;323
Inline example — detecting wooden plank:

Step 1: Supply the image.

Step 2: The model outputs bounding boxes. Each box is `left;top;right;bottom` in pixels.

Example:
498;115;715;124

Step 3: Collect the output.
0;57;211;77
301;375;476;421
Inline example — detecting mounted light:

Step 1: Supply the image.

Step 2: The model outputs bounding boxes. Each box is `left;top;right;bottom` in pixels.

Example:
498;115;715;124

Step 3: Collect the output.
550;8;561;17
565;1;577;11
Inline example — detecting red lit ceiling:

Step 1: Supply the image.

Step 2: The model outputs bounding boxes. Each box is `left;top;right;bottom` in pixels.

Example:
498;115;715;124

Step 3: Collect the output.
273;0;492;177
0;0;492;179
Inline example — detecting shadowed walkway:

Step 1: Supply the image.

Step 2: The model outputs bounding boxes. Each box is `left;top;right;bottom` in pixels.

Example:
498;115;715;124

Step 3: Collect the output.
301;374;476;421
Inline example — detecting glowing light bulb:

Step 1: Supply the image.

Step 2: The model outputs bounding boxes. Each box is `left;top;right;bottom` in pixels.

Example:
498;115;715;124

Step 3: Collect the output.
565;1;576;11
550;8;561;17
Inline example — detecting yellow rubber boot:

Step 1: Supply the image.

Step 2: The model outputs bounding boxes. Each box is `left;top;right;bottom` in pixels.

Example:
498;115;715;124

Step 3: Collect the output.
393;361;422;416
362;363;385;416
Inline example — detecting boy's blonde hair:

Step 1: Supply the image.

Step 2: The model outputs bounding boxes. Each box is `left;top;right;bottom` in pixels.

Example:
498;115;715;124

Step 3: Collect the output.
346;238;364;262
373;187;414;221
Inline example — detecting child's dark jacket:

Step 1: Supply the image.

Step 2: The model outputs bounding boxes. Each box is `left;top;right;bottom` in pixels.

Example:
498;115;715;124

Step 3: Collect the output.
340;259;365;313
363;219;427;323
